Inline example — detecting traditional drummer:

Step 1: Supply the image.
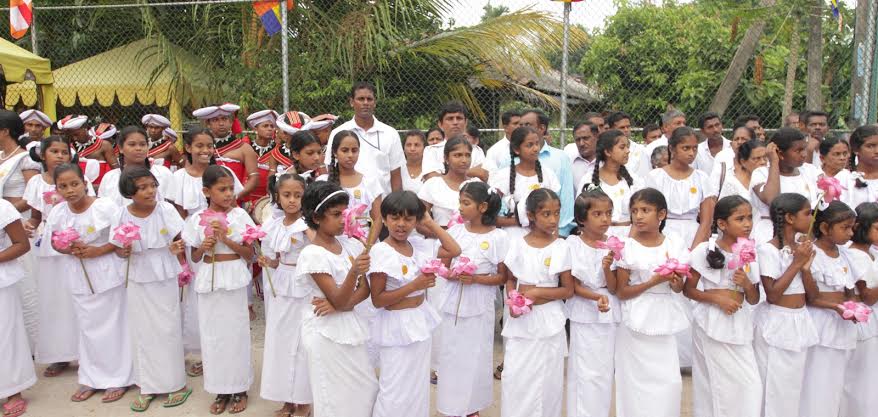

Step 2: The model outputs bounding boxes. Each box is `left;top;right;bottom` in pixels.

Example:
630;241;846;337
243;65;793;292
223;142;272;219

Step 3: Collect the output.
141;114;184;169
192;103;259;203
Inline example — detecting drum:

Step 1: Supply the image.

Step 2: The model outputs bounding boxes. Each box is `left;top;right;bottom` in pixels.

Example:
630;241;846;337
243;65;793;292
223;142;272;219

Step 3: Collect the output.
252;196;274;225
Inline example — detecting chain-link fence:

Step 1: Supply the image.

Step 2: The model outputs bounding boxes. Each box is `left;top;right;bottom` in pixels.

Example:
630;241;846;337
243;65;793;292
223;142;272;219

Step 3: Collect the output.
0;0;873;148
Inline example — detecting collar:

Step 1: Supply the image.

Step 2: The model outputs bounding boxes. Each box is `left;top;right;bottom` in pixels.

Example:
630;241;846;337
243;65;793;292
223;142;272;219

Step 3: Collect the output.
252;139;274;157
350;116;382;133
574;155;596;165
74;136;97;153
147;136;165;150
214;135;236;148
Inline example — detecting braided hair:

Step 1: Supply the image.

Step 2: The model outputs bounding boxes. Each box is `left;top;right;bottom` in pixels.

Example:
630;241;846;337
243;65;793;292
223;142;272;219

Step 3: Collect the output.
813;200;855;240
117;126;151;170
267;172;307;209
769;193;809;249
327;130;358;185
587;129;634;192
509;126;543;222
706;195;751;269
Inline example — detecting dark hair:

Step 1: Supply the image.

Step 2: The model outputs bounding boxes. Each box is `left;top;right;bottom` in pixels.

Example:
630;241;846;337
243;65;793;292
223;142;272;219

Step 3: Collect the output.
573;186;612;227
404;129;427;146
349;81;376;98
525;188;560;218
572;121;598;136
642;123;661;139
732;126;757;141
853;202;878;245
698;112;721;130
736;139;766;165
443;135;472;174
466;125;481;145
460;181;501;226
733;114;760;130
667;126;697;161
850;124;878;172
813;200;855;239
291;130;322;178
183;128;217;164
328;130;358;184
203;164;234;191
587;129;634;191
117;126;150;169
0;110;25;146
583;112;603;122
52;163;85;184
769;193;810;248
267;172;307;208
119;166;157;199
606;111;631;128
30;135;77;170
509;126;544;222
769;127;807;154
501;110;522;126
522;109;550;131
705;196;751;269
302;181;350;229
380;190;426;221
437;101;468;123
630;187;668;232
426;127;445;140
818;136;850;159
804;110;828;125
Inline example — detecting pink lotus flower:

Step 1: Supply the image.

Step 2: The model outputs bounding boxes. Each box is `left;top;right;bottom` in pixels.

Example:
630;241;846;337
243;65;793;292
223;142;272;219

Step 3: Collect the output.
198;210;229;237
451;256;477;276
817;175;847;204
446;210;465;228
178;263;194;287
505;289;534;315
728;237;757;270
421;258;449;278
51;227;80;251
242;224;267;245
42;190;62;205
342;204;368;240
839;300;873;323
112;222;141;247
654;258;691;278
595;236;625;261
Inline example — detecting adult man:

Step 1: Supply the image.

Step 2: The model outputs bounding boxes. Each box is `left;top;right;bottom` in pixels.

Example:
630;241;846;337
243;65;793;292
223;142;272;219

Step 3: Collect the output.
734;114;766;141
141;114;183;169
482;110;520;172
637;109;686;178
193;103;260;201
19;109;52;145
693;112;730;175
582;111;608;133
421;101;486;179
784;111;802;129
59;115;118;188
804;110;830;167
564;121;598;184
324;82;403;195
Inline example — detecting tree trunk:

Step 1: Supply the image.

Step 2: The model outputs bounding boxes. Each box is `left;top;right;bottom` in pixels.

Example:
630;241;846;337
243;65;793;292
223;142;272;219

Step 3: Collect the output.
806;0;824;110
783;17;801;119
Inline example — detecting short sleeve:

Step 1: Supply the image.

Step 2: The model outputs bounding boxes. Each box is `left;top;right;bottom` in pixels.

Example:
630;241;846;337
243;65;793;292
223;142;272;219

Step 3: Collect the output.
367;243;399;277
417;177;444;207
181;212;204;248
757;243;781;279
488;228;509;265
750;167;769;193
544;168;561;193
23;175;44;212
0;199;20;230
708;162;725;198
296;245;333;275
387;129;405;171
487;167;510;195
20;156;40;172
698;170;717;198
96;169;119;199
688;243;715;279
503;238;525;275
471;146;486;167
548;239;571;275
160;201;185;237
421;145;444;175
613;237;638;270
92;198;120;231
153;165;176;199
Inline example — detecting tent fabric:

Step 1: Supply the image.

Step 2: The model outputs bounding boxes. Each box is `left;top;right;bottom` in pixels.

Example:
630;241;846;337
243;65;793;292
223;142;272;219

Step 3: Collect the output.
1;37;57;123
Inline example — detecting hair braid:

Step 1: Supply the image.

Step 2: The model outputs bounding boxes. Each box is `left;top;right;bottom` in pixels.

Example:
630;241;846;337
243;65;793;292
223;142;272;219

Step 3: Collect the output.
772;211;785;249
705;221;725;269
328;152;340;185
618;165;634;186
508;146;517;200
535;159;543;184
587;160;601;192
118;153;125;170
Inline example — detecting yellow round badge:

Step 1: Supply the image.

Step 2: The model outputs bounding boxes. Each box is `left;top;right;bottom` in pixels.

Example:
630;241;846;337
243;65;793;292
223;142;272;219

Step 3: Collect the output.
290;237;297;244
480;241;490;250
402;264;409;275
353;189;362;199
159;228;168;235
689;186;697;194
86;226;96;234
529;184;541;191
544;257;551;267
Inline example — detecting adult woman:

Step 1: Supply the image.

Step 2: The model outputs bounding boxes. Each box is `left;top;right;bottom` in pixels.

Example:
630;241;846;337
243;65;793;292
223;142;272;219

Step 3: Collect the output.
711;138;768;201
401;130;427;194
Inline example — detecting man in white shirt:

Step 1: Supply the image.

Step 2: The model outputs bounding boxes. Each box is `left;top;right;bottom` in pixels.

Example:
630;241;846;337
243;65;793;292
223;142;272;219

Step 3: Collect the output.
565;121;599;186
693;112;730;175
638;109;686;178
802;110;829;168
483;110;521;172
324;82;404;195
421;101;486;178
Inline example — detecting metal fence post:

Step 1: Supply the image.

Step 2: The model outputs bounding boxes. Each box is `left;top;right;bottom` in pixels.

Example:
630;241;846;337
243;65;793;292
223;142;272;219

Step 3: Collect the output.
559;1;570;146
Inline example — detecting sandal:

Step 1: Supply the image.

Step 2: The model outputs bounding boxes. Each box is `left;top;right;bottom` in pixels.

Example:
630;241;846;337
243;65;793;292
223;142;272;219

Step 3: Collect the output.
186;361;203;377
70;386;96;402
210;394;230;415
228;392;248;414
101;387;128;403
293;404;313;417
2;398;27;417
163;387;193;408
493;363;504;380
130;394;155;412
43;362;69;378
430;371;438;385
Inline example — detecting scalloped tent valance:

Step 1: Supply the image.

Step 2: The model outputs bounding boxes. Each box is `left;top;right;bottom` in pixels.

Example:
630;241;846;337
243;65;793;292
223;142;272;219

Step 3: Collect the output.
1;37;57;122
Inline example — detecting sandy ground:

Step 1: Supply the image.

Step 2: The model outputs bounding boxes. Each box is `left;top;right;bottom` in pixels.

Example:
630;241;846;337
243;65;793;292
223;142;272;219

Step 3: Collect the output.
17;297;692;417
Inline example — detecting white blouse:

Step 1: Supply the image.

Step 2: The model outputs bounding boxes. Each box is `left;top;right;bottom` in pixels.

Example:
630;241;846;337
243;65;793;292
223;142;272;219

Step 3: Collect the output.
843;247;878;341
98;164;175;206
0;199;25;288
750;165;819;218
443;224;508;317
843;171;878;210
812;246;855;292
502;236;570;339
756;243;805;295
488;166;561;214
417;176;461;226
181;207;254;293
24;174;95;219
109;201;184;283
564;235;621;324
401;162;425;194
168;166;244;216
809;246;858;350
261;217;309;298
708;162;751;201
645;168;715;218
0;152;40;198
576;175;644;225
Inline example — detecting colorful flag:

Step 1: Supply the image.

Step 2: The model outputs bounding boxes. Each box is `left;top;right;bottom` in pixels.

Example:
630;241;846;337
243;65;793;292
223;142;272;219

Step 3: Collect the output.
253;1;294;36
9;0;32;39
830;0;842;31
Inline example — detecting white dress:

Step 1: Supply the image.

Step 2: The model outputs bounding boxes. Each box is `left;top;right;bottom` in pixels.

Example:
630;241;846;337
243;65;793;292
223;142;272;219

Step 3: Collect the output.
258;217;312;405
564;235;621;417
576;175;644;237
43;198;134;389
645;168;714;248
613;235;690;417
167;166;244;216
488;166;560;238
368;239;441;417
181;207;254;394
501;237;570;417
0;199;36;398
753;243;819;417
843;171;878;210
437;225;507;416
401;162;425;194
295;238;378;417
749;165;819;243
98;164;175;206
840;247;878;416
417;176;460;226
688;242;763;417
110;201;186;394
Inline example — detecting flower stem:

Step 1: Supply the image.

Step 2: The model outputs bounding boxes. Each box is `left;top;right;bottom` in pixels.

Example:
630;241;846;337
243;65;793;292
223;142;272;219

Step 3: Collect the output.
257;244;277;298
80;259;95;294
210;247;216;291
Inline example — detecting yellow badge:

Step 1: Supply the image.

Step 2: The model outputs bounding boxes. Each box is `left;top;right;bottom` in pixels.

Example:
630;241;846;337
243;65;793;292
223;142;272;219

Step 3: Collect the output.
159;228;168;235
544;257;551;267
348;256;355;264
353;188;362;199
844;266;848;273
226;228;233;236
480;241;490;250
290;237;297;244
86;225;96;234
402;264;409;275
689;186;697;194
529;183;541;191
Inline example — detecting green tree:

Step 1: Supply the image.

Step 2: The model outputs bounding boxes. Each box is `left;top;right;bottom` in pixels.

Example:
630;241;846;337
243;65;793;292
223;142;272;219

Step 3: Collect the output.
481;3;509;22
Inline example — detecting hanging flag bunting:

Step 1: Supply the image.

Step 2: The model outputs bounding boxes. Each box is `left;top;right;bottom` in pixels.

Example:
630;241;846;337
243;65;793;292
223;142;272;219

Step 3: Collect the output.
830;0;842;31
9;0;33;39
253;1;294;36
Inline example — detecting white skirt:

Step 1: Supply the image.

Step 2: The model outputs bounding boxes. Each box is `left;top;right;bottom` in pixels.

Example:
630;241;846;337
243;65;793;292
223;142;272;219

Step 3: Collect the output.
437;311;494;416
691;325;762;417
303;324;377;417
128;279;186;394
501;331;567;417
260;290;311;404
0;285;37;398
800;345;851;417
15;262;38;353
373;338;432;417
198;287;252;394
567;322;616;417
841;337;878;417
753;330;807;417
615;325;681;417
35;257;79;364
181;280;201;355
72;284;134;389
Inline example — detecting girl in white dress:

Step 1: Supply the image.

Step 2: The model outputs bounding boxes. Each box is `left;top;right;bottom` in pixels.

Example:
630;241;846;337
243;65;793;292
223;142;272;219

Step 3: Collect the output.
110;166;190;411
754;193;819;417
181;165;255;414
841;202;878;416
575;129;643;237
369;191;461;417
418;136;473;229
613;188;691;417
488;126;560;239
257;173;313;417
750;128;819;243
295;181;378;417
684;196;762;417
645;126;715;249
0;198;34;417
44;164;133;404
711;139;767;201
801;201;859;416
98;126;174;206
844;125;878;209
501;189;573;417
437;181;506;417
402;130;427;194
323;130;383;244
291;130;326;184
564;187;620;417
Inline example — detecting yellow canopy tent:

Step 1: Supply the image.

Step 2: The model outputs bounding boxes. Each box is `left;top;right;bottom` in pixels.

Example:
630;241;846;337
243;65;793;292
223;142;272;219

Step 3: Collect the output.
1;37;57;122
6;38;217;131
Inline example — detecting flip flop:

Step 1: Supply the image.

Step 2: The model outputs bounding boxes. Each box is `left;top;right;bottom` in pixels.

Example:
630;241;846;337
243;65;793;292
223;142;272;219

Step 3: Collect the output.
130;394;155;412
2;398;27;417
186;361;203;377
101;387;128;403
228;393;248;414
70;386;96;402
210;395;230;415
163;387;193;408
43;362;69;377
